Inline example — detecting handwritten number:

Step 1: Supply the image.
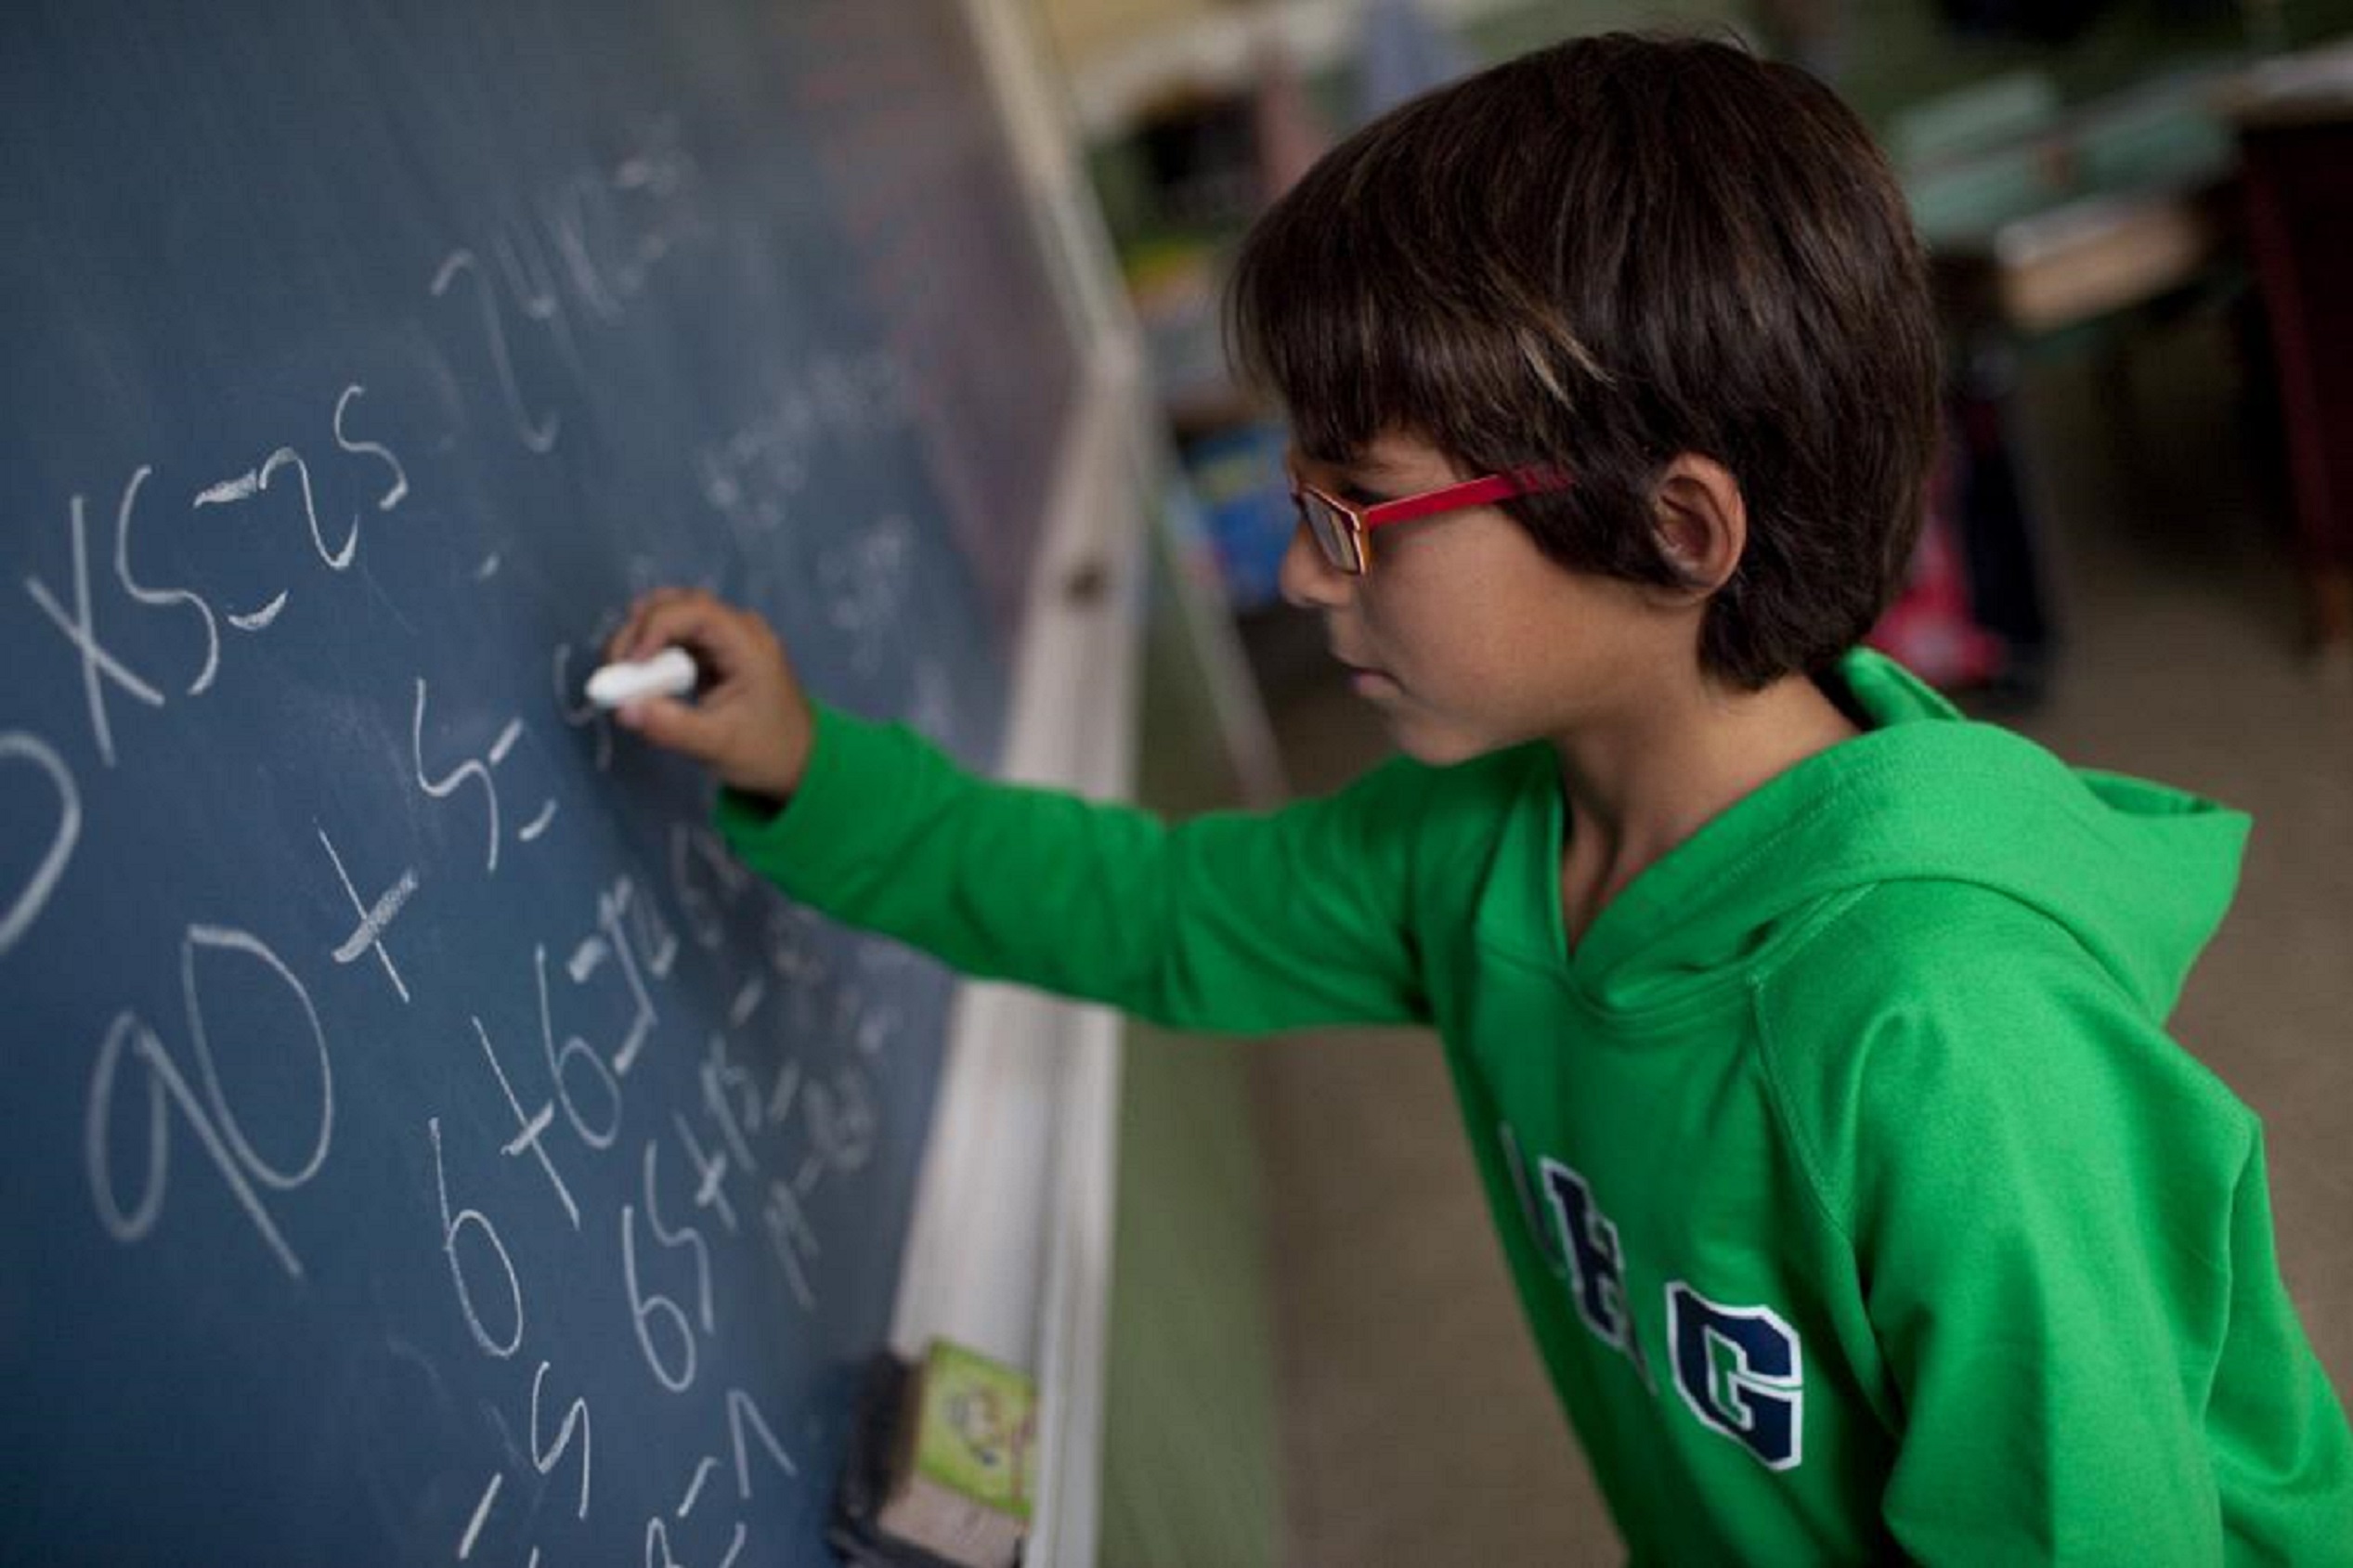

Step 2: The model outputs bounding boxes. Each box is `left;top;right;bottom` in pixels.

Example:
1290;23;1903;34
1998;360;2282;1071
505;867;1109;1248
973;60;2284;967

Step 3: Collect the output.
109;465;220;696
529;1360;593;1520
727;1388;799;1494
257;447;359;571
429;1117;525;1358
411;680;504;875
332;383;410;511
538;944;622;1150
622;1199;696;1393
431;249;559;454
181;925;333;1190
642;1139;715;1331
84;1004;306;1279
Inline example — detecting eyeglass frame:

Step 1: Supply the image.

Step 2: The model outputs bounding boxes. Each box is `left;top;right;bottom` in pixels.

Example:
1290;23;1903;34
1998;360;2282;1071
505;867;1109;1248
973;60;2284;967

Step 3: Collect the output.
1288;462;1576;574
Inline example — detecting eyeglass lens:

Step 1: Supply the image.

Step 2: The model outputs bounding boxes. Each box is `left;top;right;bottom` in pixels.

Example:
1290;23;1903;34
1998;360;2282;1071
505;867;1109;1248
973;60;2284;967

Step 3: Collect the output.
1293;489;1364;573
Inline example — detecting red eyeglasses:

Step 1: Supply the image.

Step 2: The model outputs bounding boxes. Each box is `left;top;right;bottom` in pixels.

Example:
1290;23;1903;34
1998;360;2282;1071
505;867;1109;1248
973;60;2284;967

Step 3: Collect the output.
1290;463;1575;574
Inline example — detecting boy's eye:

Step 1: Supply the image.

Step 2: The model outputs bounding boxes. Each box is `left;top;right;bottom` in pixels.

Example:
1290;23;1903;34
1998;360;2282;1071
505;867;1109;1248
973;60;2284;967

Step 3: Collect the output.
1338;484;1388;507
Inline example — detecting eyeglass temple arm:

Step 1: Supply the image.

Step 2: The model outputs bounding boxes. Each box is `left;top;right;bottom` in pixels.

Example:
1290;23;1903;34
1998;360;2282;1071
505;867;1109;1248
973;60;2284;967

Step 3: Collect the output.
1360;465;1574;528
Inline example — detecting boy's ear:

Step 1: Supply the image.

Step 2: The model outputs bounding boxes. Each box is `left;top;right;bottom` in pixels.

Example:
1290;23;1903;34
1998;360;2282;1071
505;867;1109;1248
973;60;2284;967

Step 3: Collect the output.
1649;453;1748;598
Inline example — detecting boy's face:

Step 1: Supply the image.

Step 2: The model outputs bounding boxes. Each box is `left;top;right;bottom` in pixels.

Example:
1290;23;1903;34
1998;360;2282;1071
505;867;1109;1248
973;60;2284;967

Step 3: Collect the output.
1280;431;1704;767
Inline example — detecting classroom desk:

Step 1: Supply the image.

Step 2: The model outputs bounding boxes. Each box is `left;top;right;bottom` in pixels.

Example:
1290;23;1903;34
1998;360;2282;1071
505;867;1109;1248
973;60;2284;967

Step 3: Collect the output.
2235;54;2353;654
1905;62;2241;330
1904;44;2353;658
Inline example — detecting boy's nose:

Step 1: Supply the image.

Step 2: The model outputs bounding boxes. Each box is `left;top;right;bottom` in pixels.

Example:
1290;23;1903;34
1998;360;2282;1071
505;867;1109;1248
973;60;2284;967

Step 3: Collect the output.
1279;517;1353;611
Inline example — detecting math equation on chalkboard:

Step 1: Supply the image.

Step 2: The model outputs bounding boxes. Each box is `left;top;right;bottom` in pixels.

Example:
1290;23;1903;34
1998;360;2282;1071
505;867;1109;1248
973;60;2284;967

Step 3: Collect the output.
0;2;1075;1563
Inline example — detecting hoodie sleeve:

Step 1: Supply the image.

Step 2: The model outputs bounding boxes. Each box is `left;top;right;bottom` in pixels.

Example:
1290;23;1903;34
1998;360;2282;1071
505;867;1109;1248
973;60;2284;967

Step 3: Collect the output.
1826;926;2353;1563
712;700;1436;1031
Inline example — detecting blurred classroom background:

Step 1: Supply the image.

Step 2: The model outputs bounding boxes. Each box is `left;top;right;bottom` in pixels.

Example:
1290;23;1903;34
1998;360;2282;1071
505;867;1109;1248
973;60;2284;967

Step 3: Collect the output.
1016;2;2353;1561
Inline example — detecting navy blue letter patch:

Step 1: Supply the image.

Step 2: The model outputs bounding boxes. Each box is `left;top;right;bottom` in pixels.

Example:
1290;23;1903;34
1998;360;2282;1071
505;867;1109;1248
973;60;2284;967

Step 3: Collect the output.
1668;1282;1804;1471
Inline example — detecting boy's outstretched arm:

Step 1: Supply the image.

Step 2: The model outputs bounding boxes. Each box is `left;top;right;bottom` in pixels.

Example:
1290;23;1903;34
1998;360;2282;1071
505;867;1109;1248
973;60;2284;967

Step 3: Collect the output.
606;590;1435;1033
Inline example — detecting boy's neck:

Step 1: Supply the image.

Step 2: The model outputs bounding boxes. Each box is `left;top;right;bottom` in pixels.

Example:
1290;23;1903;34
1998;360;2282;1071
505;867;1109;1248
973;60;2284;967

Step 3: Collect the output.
1553;671;1859;951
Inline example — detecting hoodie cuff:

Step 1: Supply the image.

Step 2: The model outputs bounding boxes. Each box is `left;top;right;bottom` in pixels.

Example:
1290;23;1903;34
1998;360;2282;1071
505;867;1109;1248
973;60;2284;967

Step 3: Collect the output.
712;700;904;900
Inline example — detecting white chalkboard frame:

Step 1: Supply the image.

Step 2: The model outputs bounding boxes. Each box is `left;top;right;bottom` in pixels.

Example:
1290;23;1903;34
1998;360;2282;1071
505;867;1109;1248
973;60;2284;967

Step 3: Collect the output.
877;6;1272;1564
887;367;1143;1567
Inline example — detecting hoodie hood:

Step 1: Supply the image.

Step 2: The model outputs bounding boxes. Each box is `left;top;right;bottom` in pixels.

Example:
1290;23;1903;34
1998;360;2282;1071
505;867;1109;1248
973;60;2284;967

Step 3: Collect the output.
1539;649;2249;1019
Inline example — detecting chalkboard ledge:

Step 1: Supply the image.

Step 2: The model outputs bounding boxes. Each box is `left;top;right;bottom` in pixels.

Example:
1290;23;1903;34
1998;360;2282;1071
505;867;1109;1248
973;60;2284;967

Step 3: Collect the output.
882;363;1145;1566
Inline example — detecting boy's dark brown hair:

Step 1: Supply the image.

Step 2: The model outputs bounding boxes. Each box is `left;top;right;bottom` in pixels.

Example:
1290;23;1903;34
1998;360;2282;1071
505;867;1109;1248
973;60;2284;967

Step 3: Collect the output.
1227;32;1941;688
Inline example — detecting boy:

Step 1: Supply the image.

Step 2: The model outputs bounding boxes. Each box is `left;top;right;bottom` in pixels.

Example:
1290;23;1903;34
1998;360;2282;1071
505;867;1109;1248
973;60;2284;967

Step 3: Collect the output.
610;33;2353;1562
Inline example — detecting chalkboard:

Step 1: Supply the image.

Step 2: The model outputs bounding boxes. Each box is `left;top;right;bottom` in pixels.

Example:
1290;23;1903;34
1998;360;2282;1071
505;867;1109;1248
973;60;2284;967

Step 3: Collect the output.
0;2;1080;1562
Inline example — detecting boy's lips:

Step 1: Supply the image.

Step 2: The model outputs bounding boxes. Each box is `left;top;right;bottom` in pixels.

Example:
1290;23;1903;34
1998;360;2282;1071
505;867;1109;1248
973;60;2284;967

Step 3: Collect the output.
1334;654;1399;695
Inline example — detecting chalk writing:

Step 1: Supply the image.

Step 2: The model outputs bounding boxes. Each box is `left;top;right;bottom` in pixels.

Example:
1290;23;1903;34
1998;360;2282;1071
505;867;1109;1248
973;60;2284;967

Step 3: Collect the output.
529;1359;594;1521
410;680;558;876
318;825;418;1004
24;490;166;769
456;1471;502;1561
0;21;1054;1558
431;250;561;456
84;926;332;1278
429;1115;525;1359
474;1015;583;1230
538;941;624;1150
0;732;80;958
110;466;219;696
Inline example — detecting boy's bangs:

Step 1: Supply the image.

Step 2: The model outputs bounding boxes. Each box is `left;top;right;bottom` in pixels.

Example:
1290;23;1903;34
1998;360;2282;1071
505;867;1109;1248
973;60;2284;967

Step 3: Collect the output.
1227;231;1389;462
1228;138;1599;476
1225;147;1522;468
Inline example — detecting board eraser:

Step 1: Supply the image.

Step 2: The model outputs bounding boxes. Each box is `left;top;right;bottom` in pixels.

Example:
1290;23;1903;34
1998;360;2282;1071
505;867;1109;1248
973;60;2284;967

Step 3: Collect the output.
586;646;697;708
830;1341;1034;1568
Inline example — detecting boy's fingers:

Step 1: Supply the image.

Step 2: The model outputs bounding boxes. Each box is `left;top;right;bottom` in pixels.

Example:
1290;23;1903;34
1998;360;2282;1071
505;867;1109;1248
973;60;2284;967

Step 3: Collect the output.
612;592;677;661
613;694;722;759
606;590;653;661
621;594;736;667
606;586;707;662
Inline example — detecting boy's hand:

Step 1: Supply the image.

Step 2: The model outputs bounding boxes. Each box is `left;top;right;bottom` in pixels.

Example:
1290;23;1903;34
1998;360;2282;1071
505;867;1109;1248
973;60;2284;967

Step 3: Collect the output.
605;588;814;802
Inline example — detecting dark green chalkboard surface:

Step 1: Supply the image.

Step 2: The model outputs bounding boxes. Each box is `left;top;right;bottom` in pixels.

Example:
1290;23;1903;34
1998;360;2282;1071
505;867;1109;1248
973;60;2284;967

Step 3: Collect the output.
0;3;1078;1562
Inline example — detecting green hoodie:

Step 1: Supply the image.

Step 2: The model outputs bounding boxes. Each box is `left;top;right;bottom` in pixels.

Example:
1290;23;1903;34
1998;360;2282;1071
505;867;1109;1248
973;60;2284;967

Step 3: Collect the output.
718;648;2353;1562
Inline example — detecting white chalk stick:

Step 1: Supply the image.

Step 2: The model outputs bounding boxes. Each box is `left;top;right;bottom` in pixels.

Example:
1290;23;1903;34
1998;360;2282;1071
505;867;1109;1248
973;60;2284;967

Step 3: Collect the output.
586;646;697;708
